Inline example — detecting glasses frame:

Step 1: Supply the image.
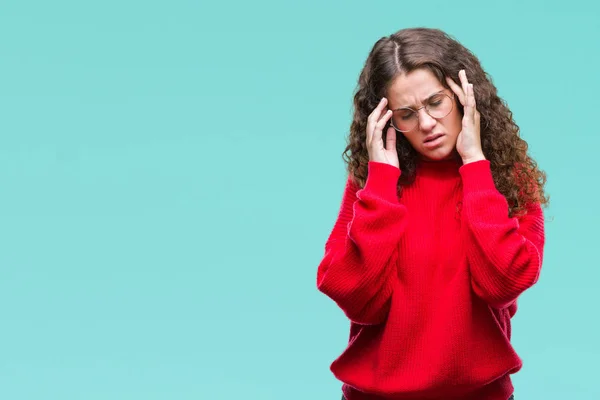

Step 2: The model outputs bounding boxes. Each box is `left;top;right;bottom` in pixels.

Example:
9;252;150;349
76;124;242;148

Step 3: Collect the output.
389;92;455;133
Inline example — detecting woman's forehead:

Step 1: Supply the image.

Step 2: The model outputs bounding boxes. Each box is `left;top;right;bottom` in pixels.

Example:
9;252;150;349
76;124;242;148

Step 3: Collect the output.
387;69;445;109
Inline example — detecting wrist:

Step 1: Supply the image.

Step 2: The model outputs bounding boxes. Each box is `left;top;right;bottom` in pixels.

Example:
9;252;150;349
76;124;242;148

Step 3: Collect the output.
461;152;486;165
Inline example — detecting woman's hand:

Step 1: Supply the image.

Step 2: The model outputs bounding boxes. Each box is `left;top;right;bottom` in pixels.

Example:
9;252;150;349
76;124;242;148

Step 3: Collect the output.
366;97;399;169
445;70;486;164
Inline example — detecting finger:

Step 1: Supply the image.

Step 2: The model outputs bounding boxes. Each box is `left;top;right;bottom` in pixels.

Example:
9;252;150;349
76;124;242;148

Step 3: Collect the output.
367;97;388;141
459;70;470;100
385;125;396;151
467;83;476;122
445;76;465;105
470;83;477;108
373;109;392;142
368;97;388;125
459;71;475;122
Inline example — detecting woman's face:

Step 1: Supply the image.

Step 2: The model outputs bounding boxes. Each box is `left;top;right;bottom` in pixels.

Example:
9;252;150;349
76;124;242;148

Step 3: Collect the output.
386;68;463;161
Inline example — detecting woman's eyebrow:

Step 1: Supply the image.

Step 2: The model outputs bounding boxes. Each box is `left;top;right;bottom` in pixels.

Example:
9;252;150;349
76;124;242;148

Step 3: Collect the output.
391;90;445;111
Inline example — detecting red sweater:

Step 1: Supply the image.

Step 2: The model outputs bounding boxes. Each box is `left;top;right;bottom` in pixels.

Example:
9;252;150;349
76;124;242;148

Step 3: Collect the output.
316;159;545;400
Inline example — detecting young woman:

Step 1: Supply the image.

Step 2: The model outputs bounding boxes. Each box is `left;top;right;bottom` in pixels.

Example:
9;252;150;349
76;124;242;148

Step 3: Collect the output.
316;27;548;400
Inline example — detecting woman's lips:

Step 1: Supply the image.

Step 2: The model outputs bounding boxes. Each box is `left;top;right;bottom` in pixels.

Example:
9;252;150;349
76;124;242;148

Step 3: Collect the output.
423;134;444;148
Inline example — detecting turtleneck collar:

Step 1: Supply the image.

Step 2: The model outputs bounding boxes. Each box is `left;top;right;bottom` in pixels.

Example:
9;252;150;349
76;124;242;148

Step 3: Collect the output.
415;156;463;177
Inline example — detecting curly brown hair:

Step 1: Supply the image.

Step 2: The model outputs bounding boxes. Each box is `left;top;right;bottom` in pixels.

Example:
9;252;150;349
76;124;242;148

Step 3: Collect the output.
342;27;548;217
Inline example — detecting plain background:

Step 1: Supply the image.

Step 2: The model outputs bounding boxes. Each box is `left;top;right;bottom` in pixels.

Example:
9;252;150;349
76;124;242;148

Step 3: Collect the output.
0;0;598;399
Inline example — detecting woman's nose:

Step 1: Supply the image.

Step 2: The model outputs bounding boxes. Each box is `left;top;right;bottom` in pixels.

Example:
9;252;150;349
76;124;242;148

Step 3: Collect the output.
417;109;436;131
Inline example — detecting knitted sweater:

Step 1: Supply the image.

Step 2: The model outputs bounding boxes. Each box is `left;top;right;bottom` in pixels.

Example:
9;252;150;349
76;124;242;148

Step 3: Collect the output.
316;158;545;400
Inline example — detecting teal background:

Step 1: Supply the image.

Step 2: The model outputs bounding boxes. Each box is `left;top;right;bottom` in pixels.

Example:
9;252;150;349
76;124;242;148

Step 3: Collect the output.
0;0;597;399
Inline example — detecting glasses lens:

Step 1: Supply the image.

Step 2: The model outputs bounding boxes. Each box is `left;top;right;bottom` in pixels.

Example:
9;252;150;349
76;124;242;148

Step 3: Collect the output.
391;109;418;132
426;93;453;119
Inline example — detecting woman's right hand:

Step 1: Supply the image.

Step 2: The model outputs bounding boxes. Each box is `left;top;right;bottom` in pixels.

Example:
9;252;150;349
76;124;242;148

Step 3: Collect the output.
366;97;399;169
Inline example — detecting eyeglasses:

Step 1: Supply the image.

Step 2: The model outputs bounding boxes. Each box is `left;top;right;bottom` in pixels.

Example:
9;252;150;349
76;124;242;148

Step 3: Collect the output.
389;92;454;133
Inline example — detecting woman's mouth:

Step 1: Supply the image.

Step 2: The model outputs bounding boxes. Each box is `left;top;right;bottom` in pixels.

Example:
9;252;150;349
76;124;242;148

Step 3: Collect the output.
423;134;445;148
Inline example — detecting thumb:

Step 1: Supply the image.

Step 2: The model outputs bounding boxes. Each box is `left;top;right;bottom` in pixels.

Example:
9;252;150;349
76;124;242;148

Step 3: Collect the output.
385;126;396;150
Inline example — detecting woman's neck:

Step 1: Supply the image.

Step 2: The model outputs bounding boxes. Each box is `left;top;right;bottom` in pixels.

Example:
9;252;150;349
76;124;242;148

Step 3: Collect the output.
415;154;462;177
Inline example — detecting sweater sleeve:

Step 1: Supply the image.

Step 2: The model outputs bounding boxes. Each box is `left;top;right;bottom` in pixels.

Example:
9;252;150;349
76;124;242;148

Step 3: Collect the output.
459;160;545;309
316;161;408;325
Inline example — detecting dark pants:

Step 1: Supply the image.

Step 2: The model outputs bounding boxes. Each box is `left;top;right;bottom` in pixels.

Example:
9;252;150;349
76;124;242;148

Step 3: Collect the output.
342;395;514;400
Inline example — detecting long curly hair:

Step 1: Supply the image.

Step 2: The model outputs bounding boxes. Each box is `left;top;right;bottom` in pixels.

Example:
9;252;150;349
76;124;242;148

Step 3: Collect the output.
342;27;548;217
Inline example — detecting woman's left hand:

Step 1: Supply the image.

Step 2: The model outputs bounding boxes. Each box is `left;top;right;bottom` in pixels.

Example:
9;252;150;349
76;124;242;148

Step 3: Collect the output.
445;70;486;164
